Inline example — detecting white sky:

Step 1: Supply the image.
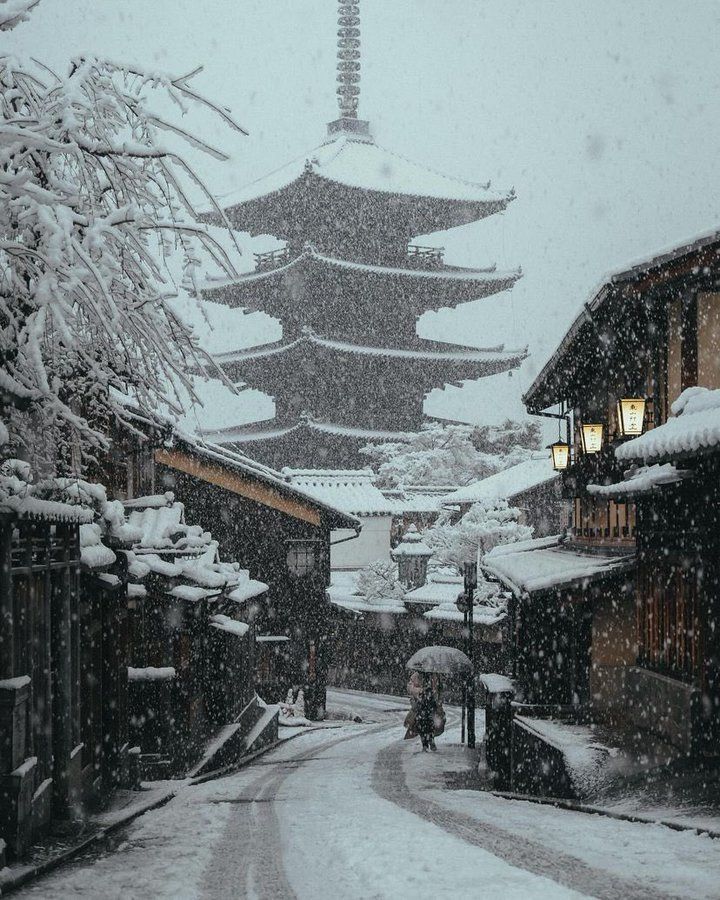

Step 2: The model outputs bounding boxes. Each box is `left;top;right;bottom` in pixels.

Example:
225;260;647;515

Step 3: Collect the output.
10;0;720;425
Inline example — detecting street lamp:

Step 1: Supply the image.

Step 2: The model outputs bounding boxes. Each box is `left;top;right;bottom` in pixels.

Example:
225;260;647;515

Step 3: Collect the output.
462;562;477;749
580;423;603;454
549;440;570;470
616;397;646;437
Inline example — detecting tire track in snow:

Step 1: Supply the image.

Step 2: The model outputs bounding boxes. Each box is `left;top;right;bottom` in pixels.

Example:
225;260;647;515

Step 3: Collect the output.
371;739;682;900
201;723;394;900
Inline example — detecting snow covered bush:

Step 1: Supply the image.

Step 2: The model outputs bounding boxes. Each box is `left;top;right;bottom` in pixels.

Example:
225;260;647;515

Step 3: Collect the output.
360;420;540;488
0;0;245;467
356;559;406;605
424;497;533;569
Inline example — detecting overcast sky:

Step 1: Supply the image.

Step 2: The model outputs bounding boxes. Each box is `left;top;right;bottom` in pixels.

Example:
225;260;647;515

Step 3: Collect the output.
10;0;720;424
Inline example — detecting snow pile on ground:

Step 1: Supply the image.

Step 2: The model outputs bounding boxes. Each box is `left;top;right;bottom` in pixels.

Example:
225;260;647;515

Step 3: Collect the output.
278;688;312;727
616;386;720;463
517;716;617;796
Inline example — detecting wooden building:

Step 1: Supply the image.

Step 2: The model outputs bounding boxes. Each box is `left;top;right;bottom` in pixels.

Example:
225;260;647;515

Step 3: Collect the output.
151;435;359;719
512;230;720;768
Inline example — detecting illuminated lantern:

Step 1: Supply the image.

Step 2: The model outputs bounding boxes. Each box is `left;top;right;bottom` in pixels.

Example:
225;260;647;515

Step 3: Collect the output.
550;441;570;470
580;423;603;454
616;397;646;437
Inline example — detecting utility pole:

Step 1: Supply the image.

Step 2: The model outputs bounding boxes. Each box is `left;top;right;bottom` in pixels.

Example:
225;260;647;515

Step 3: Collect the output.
464;561;477;749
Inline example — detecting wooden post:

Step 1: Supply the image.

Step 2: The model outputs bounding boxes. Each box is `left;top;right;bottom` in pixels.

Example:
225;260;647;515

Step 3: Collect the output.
0;516;14;679
51;561;73;815
464;562;477;750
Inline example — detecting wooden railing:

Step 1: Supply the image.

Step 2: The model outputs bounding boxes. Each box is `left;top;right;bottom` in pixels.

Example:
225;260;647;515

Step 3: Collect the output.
405;244;445;269
253;246;293;272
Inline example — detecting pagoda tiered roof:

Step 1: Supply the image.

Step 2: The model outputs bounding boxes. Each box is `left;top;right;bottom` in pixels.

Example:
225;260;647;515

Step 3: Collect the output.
200;132;514;245
215;330;527;402
203;247;521;344
200;416;416;470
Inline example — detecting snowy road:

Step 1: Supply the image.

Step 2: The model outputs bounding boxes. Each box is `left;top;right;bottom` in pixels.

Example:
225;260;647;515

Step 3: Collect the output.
16;689;720;899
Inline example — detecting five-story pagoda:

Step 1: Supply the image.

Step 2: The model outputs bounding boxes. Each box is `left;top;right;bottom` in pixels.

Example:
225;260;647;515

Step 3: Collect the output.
201;0;525;469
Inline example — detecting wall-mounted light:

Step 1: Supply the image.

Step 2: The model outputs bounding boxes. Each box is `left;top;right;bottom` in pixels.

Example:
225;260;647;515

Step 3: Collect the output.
550;441;570;470
616;397;646;437
580;423;603;454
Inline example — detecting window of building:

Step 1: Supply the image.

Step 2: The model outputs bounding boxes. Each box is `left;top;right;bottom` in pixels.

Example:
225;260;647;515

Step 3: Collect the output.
286;541;318;577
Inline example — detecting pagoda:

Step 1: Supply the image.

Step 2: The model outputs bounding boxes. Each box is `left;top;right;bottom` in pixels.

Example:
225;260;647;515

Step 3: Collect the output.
201;0;525;469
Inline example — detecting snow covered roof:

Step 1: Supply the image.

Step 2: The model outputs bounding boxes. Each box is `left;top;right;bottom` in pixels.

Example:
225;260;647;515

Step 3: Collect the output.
162;433;361;531
281;468;394;517
615;387;720;464
587;463;691;499
391;525;433;558
204;245;520;294
205;417;415;447
214;329;525;368
482;535;634;598
404;573;463;606
204;133;513;213
524;229;720;413
380;486;449;516
443;454;558;505
0;461;95;524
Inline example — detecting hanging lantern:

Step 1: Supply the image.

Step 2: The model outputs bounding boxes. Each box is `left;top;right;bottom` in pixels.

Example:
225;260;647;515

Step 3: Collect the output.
580;423;603;454
616;397;646;437
550;441;570;470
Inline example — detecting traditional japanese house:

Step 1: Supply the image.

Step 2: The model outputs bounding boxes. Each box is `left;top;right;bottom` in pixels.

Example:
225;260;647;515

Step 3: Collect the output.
443;453;566;537
514;229;720;763
199;1;525;469
281;469;395;569
151;435;360;719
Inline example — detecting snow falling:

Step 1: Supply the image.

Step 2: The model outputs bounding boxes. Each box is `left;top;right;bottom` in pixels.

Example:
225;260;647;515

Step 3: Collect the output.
2;1;720;898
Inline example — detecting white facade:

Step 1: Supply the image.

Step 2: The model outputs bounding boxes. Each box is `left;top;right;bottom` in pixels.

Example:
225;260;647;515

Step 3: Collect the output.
330;515;393;569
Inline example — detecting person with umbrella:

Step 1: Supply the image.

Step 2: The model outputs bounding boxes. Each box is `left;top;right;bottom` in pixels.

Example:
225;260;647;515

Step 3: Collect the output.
405;646;471;750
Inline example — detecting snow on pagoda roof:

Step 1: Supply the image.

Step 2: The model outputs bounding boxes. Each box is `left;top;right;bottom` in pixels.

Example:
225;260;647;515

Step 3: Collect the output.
206;133;512;215
482;535;634;598
202;417;415;446
615;387;720;465
281;468;394;517
443;454;558;505
214;330;525;367
203;246;519;293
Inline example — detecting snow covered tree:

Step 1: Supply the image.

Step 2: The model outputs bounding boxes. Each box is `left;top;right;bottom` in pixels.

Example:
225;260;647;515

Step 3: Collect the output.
423;497;533;569
360;420;541;488
0;1;245;469
356;559;406;606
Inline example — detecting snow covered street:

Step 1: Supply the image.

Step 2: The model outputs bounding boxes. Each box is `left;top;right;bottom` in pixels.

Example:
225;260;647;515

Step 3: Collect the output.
13;689;720;900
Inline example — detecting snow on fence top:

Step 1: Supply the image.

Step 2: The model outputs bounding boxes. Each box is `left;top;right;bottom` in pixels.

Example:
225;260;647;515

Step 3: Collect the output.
616;386;720;464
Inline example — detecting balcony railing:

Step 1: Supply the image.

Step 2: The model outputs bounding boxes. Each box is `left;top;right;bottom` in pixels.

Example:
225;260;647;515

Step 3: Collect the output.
254;246;293;272
405;244;445;270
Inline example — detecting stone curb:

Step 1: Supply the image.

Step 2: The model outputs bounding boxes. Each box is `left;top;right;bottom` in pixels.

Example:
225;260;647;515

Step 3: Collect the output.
0;788;177;896
489;789;720;840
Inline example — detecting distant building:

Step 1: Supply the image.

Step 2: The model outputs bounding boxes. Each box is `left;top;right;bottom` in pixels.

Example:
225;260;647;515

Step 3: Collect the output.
443;454;567;537
199;3;524;469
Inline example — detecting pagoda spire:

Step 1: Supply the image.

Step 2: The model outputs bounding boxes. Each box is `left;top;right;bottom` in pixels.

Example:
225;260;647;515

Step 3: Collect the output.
328;2;372;141
336;0;361;119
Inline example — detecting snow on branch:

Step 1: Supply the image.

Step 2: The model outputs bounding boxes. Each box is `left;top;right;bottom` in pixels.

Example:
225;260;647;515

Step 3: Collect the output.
0;48;245;466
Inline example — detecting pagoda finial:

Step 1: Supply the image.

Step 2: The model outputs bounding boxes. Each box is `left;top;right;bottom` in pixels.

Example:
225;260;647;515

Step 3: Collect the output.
336;1;361;119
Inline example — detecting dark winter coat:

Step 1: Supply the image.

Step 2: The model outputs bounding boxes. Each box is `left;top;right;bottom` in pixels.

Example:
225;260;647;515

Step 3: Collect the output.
415;688;437;735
